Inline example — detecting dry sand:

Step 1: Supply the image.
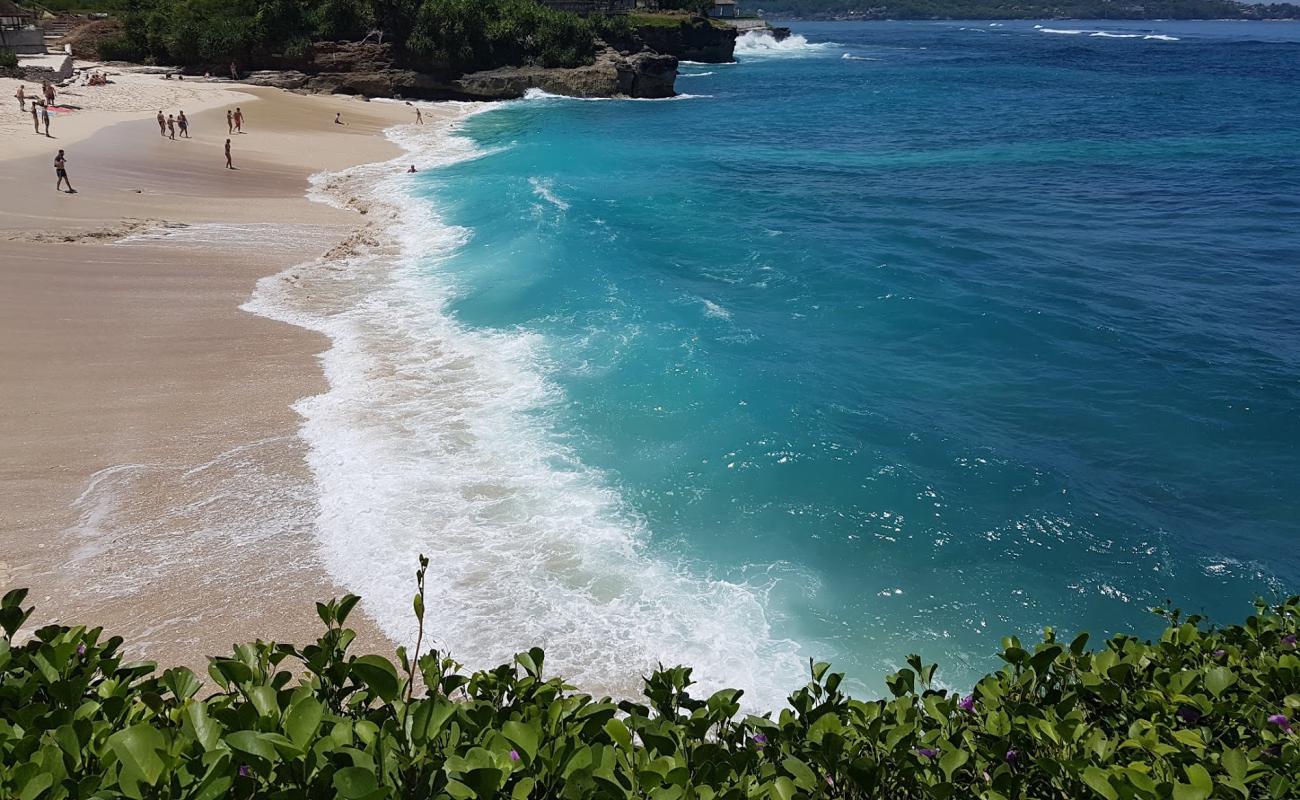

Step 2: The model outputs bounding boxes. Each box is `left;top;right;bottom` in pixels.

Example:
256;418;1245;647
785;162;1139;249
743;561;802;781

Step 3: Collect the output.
0;69;450;670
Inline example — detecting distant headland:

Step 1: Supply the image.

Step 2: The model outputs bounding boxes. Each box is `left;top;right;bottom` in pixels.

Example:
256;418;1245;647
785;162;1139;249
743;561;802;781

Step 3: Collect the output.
755;0;1300;20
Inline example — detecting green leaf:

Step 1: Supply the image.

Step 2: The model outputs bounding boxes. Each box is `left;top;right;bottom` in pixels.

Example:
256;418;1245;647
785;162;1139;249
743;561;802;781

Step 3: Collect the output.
333;766;378;799
285;695;323;747
184;701;222;751
503;720;540;762
18;771;53;800
512;777;536;800
1082;767;1118;800
1222;748;1248;781
1205;666;1236;698
352;655;400;702
940;748;969;779
107;724;166;787
226;730;278;763
771;777;797;800
604;718;632;751
782;757;816;790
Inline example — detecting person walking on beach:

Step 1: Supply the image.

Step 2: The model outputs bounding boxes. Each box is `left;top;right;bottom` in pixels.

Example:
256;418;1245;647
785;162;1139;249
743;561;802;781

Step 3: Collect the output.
43;82;55;105
334;112;344;125
415;107;423;124
166;114;176;140
31;102;40;134
233;107;244;133
224;138;234;169
54;149;75;193
41;103;50;137
157;110;166;137
15;85;25;110
226;109;233;134
178;111;189;138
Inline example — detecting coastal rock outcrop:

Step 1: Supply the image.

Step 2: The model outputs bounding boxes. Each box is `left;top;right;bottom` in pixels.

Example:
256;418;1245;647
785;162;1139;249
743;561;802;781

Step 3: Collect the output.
632;16;738;63
453;49;677;100
214;39;677;101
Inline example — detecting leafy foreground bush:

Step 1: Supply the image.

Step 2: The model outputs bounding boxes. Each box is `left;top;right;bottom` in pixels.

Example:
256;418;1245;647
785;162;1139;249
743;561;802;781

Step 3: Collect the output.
1;558;1297;800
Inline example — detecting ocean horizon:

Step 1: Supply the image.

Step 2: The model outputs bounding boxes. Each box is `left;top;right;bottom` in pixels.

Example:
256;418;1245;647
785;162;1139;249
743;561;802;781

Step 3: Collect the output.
252;20;1300;711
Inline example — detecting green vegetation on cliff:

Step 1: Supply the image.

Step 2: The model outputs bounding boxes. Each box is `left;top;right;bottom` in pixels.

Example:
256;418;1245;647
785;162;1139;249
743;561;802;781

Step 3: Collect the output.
757;0;1300;19
97;0;622;72
2;556;1297;799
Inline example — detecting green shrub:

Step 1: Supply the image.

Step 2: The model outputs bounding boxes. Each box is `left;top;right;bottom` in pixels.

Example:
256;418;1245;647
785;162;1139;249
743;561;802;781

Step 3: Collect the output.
1;557;1296;799
94;34;144;62
404;0;598;73
0;49;18;69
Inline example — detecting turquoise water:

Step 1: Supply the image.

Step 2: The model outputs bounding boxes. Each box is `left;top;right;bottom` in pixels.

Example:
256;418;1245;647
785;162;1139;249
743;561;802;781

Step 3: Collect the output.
400;21;1300;700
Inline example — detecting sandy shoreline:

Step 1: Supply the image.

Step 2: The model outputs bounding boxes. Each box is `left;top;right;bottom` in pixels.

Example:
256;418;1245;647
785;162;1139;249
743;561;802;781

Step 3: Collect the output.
0;67;457;669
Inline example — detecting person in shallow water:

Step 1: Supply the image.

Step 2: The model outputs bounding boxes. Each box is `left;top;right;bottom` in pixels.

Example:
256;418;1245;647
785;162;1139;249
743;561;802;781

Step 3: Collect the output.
407;165;417;173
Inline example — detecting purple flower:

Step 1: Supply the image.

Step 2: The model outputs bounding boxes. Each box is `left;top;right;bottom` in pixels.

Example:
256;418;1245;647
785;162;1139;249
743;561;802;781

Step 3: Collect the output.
916;748;939;760
76;644;86;656
1284;634;1297;648
1004;749;1019;765
238;765;251;778
1213;649;1227;660
1267;714;1292;734
1176;706;1203;724
509;750;521;762
751;733;768;748
825;776;835;788
958;695;975;712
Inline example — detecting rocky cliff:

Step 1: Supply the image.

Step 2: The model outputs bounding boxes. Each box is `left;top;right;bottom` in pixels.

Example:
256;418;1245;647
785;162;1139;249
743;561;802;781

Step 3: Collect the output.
239;41;677;101
632;16;738;63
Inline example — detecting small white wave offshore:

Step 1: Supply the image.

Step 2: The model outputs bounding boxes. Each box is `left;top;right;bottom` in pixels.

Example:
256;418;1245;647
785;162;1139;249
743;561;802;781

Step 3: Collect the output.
735;30;836;57
244;107;807;710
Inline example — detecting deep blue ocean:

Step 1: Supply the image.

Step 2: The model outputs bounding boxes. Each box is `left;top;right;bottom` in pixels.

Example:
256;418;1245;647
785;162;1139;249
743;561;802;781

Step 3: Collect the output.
395;20;1300;704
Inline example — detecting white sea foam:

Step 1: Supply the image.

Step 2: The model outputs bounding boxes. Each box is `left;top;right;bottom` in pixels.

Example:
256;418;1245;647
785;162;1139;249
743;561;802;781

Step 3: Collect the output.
528;176;570;211
735;31;836;57
1090;31;1141;38
521;87;710;102
679;71;715;77
702;298;732;319
1036;27;1087;35
841;53;881;61
1144;34;1180;41
244;107;808;710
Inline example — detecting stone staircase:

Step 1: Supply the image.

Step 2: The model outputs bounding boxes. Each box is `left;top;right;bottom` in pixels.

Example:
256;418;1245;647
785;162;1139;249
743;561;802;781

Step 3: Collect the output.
41;16;78;52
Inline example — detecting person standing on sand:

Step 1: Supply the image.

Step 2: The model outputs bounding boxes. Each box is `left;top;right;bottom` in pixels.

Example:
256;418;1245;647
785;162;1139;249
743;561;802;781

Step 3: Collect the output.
41;104;50;137
415;107;423;124
178;111;189;138
166;114;176;140
43;82;54;105
226;109;233;134
233;107;244;133
157;110;166;137
229;61;238;80
31;102;40;134
224;139;233;169
15;85;25;110
54;149;75;193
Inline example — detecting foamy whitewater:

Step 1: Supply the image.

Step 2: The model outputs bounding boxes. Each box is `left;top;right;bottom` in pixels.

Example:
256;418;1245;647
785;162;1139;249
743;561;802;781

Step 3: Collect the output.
244;19;1299;707
245;105;807;709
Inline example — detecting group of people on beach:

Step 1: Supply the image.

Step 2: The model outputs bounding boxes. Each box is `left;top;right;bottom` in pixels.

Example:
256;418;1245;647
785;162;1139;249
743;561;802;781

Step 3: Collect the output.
15;82;60;137
14;81;57;110
156;109;190;139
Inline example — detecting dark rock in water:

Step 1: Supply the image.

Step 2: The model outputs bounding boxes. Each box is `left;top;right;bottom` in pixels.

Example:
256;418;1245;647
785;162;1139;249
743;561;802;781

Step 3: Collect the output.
633;15;738;63
769;26;792;41
454;49;677;101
